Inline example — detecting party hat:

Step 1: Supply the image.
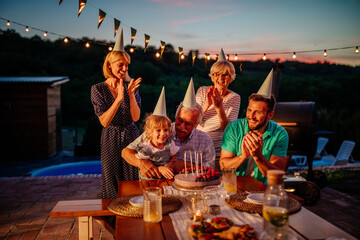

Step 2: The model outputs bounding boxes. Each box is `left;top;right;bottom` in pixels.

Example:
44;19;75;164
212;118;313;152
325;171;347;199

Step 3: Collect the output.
153;87;167;116
183;78;197;108
113;28;124;51
217;48;227;62
257;68;274;99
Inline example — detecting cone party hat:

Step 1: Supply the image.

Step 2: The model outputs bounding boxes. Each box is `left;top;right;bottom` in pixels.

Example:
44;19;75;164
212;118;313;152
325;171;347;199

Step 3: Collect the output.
153;87;167;116
113;28;124;51
257;68;274;99
183;77;197;108
217;48;227;62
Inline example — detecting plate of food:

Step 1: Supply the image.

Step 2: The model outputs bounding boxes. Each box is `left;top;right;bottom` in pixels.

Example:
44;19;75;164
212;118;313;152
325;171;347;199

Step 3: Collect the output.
129;196;144;208
188;217;257;240
246;193;264;205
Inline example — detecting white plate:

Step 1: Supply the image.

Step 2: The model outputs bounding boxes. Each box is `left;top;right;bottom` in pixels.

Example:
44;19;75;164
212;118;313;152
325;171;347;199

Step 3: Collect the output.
129;196;144;208
246;193;264;204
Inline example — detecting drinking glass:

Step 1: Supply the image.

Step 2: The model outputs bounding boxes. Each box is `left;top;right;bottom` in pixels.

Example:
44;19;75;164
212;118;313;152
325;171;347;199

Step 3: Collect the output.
186;194;208;221
143;187;162;223
203;185;227;215
221;168;237;194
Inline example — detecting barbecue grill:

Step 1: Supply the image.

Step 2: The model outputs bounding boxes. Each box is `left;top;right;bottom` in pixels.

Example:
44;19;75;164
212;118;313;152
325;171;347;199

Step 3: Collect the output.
272;102;319;181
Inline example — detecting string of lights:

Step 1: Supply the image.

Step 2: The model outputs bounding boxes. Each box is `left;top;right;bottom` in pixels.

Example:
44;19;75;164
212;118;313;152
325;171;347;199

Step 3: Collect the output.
1;16;359;62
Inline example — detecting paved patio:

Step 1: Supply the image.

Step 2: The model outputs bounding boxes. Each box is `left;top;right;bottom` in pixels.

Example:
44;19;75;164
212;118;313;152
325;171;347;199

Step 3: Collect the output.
0;175;359;239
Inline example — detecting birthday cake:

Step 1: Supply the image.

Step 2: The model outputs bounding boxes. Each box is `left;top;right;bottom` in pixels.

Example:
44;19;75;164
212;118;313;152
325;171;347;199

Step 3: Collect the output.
174;167;221;189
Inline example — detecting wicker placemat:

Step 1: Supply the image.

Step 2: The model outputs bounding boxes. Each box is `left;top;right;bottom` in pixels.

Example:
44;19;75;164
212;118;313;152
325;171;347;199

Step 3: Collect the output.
226;192;301;215
107;194;182;217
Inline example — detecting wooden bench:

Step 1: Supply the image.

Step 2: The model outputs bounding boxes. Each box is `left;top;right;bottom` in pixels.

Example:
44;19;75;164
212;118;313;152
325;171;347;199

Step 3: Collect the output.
50;199;115;240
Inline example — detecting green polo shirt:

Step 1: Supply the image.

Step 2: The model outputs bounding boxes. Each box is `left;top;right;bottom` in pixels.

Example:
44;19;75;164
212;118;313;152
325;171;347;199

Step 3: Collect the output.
221;118;289;184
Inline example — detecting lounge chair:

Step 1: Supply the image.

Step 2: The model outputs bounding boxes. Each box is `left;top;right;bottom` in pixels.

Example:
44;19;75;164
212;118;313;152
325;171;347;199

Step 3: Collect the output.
292;155;307;167
313;140;356;167
314;137;329;160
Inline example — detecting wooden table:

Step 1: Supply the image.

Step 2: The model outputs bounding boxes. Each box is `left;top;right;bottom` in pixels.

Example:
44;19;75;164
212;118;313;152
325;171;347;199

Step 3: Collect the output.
114;176;356;240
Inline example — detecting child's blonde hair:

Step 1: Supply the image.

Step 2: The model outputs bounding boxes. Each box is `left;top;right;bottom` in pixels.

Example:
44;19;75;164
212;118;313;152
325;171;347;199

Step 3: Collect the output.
144;115;171;140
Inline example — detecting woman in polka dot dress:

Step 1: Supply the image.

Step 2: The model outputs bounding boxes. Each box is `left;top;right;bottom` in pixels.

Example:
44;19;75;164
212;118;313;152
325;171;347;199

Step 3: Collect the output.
91;50;142;199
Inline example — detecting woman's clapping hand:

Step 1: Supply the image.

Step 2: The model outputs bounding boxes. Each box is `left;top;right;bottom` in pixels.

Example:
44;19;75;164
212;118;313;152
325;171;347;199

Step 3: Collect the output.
128;77;142;96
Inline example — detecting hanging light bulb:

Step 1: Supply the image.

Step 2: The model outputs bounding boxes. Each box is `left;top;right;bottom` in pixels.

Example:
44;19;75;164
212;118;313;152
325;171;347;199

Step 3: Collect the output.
181;54;185;60
323;50;327;57
85;42;90;48
6;20;10;26
207;55;211;60
129;48;134;53
234;54;238;61
355;46;359;54
216;54;219;60
64;37;69;43
43;31;48;37
226;55;229;60
25;26;29;32
155;52;160;58
108;46;113;51
292;52;296;59
262;53;267;61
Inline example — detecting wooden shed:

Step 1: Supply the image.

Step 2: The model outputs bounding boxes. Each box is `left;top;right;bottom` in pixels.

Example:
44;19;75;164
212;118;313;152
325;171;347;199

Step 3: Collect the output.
0;76;69;161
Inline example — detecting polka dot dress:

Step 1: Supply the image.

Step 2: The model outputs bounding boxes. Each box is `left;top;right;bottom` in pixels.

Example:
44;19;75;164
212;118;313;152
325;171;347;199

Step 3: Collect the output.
91;81;140;199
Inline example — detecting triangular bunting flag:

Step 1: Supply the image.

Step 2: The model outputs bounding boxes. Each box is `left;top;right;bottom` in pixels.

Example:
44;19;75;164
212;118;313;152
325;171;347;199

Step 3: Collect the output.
78;0;87;17
59;0;63;6
183;78;197;108
178;47;183;64
98;9;106;29
153;87;167;117
192;51;196;66
160;41;165;58
144;34;150;52
257;68;274;99
130;27;137;45
113;28;124;51
114;18;120;37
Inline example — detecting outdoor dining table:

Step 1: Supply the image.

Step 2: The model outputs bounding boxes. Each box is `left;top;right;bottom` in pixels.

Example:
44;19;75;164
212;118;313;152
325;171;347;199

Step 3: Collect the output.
114;176;356;240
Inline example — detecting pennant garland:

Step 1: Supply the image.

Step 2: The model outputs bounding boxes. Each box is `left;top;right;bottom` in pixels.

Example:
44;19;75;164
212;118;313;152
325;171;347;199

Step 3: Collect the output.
131;27;137;45
98;9;106;29
192;51;196;66
160;41;165;58
178;47;183;64
78;0;87;17
144;34;150;52
114;18;120;37
4;2;358;66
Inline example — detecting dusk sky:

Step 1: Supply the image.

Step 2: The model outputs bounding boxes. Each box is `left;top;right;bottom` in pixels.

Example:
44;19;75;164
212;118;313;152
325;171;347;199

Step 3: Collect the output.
1;0;359;66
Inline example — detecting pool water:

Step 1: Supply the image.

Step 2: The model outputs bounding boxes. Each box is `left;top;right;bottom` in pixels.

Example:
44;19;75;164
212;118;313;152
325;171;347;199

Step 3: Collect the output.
30;161;101;176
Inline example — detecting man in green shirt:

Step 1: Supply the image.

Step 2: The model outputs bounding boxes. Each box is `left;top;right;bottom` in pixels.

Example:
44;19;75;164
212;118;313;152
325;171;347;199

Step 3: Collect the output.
220;89;288;184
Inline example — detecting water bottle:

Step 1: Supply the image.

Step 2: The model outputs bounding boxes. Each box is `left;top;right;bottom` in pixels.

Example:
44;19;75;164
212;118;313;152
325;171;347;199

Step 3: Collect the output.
259;170;296;240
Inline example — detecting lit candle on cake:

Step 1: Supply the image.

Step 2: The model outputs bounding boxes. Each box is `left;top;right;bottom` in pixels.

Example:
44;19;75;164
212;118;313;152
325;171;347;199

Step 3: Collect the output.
184;152;187;176
200;152;203;173
190;151;193;174
195;152;199;176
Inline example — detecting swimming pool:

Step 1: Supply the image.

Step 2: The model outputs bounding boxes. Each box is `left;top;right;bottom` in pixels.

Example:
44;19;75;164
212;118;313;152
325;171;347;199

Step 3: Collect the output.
30;161;101;176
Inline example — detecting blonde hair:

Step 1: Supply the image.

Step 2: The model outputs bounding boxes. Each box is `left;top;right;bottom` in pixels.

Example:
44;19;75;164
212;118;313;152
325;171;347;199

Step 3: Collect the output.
209;61;236;82
103;51;131;79
144;115;171;140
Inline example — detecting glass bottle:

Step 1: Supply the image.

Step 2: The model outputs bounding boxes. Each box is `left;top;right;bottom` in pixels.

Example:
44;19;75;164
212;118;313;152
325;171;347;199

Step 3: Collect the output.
259;170;295;240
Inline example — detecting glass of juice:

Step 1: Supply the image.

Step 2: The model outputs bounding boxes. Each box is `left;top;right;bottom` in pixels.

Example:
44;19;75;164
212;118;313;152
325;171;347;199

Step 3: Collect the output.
143;187;162;223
